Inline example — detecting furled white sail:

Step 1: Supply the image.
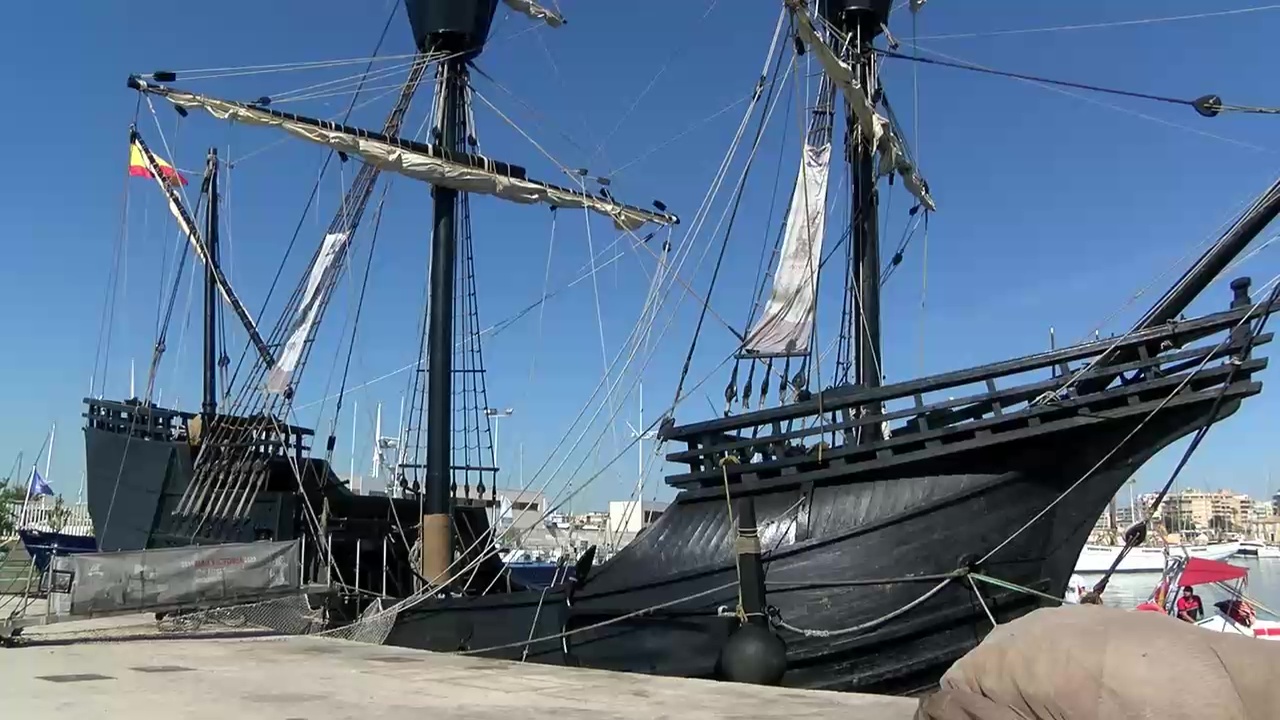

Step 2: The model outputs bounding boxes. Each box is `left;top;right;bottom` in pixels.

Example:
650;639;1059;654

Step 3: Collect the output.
787;1;936;212
267;231;350;394
503;0;564;27
130;80;675;232
742;142;832;357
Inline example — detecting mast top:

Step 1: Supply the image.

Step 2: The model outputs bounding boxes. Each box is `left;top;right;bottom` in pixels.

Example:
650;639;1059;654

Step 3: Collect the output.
405;0;499;57
820;0;891;35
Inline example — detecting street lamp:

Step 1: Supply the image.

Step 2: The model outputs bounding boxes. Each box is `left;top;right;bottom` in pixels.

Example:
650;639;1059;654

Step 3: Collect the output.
484;407;514;488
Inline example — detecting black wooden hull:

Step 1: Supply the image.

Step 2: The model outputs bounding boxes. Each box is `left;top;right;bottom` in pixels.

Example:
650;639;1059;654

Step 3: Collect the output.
79;296;1274;693
383;395;1225;694
81;400;499;605
83;423;302;552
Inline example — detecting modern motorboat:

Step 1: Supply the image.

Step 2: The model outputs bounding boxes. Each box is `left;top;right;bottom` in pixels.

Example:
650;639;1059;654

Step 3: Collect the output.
1236;539;1280;559
1135;555;1280;640
1075;541;1241;574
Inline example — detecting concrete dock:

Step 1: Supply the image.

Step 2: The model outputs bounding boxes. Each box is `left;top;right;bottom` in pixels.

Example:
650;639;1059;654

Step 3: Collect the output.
0;615;917;719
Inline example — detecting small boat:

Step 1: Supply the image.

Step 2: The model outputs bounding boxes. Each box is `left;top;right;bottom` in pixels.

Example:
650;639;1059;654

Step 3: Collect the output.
16;528;97;574
1135;555;1280;640
1236;539;1280;558
1075;541;1241;574
497;548;574;588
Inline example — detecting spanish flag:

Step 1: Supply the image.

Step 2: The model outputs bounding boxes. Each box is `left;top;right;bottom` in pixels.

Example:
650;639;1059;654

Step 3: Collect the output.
128;141;188;187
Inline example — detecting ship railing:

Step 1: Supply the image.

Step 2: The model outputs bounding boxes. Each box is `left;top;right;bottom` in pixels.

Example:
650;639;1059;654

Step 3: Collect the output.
82;398;315;458
664;295;1276;489
82;398;195;442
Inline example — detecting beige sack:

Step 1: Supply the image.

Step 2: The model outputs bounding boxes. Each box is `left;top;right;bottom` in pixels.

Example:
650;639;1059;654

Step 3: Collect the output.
915;605;1280;720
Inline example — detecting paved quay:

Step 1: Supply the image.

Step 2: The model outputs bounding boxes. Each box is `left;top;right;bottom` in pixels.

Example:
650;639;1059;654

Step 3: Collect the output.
0;626;918;720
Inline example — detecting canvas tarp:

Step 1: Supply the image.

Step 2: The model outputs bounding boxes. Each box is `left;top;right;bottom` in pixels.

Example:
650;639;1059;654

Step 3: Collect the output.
915;605;1280;720
51;540;301;616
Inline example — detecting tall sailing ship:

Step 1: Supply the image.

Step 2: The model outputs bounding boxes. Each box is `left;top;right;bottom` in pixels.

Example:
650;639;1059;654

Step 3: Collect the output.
82;0;1280;695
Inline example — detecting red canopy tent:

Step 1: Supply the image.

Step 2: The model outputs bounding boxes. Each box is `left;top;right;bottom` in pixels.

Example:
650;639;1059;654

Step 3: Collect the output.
1176;557;1248;587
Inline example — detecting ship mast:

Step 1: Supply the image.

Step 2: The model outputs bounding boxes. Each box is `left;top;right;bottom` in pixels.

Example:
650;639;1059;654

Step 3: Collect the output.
202;148;220;420
828;0;891;441
411;1;497;586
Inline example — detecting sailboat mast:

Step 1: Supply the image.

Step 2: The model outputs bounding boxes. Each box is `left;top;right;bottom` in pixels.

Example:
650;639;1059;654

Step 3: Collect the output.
202;148;220;419
830;0;890;438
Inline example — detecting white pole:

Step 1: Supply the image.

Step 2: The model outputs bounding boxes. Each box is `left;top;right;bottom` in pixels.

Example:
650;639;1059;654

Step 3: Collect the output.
45;422;55;485
638;382;645;508
18;466;33;530
395;392;407;497
371;402;383;480
130;358;136;399
485;408;513;490
349;401;358;491
519;442;524;491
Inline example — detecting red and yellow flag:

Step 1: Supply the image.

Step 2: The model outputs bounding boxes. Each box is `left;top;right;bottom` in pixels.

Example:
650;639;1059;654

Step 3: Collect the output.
128;141;188;186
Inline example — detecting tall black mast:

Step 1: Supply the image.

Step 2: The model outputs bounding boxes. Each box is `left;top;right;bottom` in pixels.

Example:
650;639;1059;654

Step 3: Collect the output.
406;0;498;584
827;0;891;441
202;148;220;419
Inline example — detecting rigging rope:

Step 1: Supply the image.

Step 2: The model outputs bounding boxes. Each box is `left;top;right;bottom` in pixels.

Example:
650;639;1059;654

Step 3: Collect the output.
1090;279;1280;596
220;2;403;397
980;272;1280;568
876;48;1280;118
325;187;388;464
672;16;790;407
771;572;961;638
585;0;724;169
916;5;1280;41
91;102;142;399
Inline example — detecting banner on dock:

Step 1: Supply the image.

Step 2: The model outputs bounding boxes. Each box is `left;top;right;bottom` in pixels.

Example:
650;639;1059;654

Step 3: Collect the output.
51;539;301;616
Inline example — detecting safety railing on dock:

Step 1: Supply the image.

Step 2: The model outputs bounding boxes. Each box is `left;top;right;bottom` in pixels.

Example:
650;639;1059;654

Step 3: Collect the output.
1;501;93;540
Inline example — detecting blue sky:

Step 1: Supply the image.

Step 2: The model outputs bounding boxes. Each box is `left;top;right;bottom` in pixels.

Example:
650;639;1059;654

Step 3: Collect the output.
2;1;1280;511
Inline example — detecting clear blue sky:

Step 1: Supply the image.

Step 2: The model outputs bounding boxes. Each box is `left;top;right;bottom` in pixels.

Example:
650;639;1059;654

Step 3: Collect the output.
2;1;1280;511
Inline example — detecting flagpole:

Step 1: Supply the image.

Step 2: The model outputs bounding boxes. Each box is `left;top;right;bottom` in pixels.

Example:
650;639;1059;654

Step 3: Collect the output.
18;426;55;529
45;422;55;485
18;466;33;530
349;400;359;493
